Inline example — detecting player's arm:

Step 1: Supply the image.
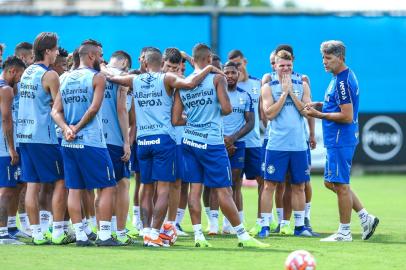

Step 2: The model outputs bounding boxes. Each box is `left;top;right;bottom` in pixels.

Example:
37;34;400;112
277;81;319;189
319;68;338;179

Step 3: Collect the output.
117;86;131;161
180;51;194;67
128;97;136;146
108;74;135;88
261;82;286;120
73;73;106;133
166;65;222;90
0;86;18;165
261;73;271;86
303;79;316;149
171;90;186;126
214;74;232;116
51;92;75;141
43;70;60;102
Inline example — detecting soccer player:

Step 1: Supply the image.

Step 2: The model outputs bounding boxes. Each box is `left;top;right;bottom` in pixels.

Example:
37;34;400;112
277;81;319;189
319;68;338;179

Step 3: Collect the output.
303;40;379;242
260;49;313;238
101;50;133;244
15;42;34;66
0;56;26;244
17;32;67;245
50;47;68;76
172;43;268;248
228;49;263;233
109;47;218;247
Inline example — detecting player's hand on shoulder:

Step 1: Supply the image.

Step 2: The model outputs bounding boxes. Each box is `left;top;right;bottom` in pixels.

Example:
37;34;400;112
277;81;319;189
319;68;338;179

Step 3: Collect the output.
210;65;225;76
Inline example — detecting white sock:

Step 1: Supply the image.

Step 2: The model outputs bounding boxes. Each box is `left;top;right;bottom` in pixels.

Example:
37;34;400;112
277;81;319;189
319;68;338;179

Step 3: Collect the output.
234;223;250;241
281;220;290;227
150;228;160;240
63;221;70;233
205;207;210;220
18;213;30;230
52;221;65;239
31;224;43;240
223;216;231;229
48;213;53;228
357;208;369;224
111;216;117;233
90;216;97;228
143;227;151;238
117;229;127;239
82;218;92;235
73;222;88;241
39;211;50;233
338;223;351;235
0;227;8;237
133;206;140;223
193;224;205;241
209;210;219;230
7;216;17;228
276;208;283;224
260;213;271;227
305;203;311;220
175;208;185;225
256;218;262;226
98;221;112;241
238;211;244;224
293;211;305;227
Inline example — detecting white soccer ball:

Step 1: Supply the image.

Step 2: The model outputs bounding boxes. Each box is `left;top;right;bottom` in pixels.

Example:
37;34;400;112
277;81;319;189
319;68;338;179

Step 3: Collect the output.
285;250;316;270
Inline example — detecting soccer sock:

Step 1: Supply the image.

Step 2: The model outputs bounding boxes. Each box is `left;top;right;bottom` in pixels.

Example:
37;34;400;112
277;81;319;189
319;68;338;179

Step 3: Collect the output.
48;213;53;229
338;223;351;235
238;211;244;224
223;216;231;229
90;216;97;228
150;228;160;240
256;218;262;226
117;230;127;239
234;224;250;241
31;224;43;240
18;213;30;231
260;213;271;227
293;211;305;228
193;224;205;241
7;216;17;229
52;221;64;239
98;221;112;241
305;203;311;220
209;210;219;231
63;221;70;233
132;206;140;224
39;211;50;233
276;208;283;224
82;218;92;235
175;208;185;225
73;222;88;241
0;227;8;237
143;227;151;238
111;216;117;233
281;220;290;227
357;208;369;224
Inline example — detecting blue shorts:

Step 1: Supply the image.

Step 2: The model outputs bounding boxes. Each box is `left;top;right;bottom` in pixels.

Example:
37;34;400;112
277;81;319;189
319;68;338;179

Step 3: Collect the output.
229;141;245;169
137;135;176;184
107;144;130;181
176;145;184;180
61;145;116;189
261;139;268;178
243;147;262;179
264;150;310;184
0;157;20;188
19;143;64;183
182;139;232;188
130;143;140;173
324;146;356;184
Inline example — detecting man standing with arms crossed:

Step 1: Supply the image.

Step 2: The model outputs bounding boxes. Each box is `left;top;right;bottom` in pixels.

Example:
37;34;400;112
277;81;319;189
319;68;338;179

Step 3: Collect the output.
304;40;379;242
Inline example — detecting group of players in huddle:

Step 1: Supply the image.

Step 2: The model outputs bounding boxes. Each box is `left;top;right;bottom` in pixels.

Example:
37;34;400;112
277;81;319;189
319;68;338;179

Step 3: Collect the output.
0;32;378;248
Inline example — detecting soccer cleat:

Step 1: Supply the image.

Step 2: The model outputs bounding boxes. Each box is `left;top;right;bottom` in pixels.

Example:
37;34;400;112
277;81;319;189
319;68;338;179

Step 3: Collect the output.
8;228;31;239
272;224;281;233
45;229;52;241
127;228;139;239
0;235;25;245
86;232;97;241
362;215;379;240
320;232;352;242
175;223;189;236
304;217;311;228
248;223;262;236
117;235;136;245
76;239;95;247
147;237;170;248
258;226;270;238
294;226;314;237
32;238;51;245
52;232;71;245
270;220;279;232
238;237;270;248
195;239;212;248
279;224;293;235
95;237;126;246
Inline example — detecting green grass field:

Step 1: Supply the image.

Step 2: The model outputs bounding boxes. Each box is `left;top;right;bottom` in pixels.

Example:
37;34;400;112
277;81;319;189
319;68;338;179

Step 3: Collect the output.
1;174;405;270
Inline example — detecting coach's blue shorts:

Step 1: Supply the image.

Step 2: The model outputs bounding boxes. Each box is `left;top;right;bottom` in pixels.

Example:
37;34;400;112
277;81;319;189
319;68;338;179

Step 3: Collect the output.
137;135;176;184
261;139;268;178
19;143;64;183
182;139;232;188
107;144;130;181
130;143;140;173
264;150;310;184
0;156;20;188
324;146;356;185
61;145;116;189
176;145;184;180
229;141;245;169
242;146;261;179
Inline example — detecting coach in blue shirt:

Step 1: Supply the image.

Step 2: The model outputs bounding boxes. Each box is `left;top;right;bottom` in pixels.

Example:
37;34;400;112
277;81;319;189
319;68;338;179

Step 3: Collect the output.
304;40;379;242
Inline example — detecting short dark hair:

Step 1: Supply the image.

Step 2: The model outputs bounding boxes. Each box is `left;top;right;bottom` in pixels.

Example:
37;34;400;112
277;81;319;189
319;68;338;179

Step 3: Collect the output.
111;50;132;69
15;42;33;55
163;47;182;64
79;41;100;58
72;48;80;69
58;46;69;58
2;56;26;71
212;54;221;62
141;46;154;54
192;43;211;62
228;49;244;60
275;44;294;57
144;47;162;66
223;61;239;69
33;32;58;61
81;39;102;48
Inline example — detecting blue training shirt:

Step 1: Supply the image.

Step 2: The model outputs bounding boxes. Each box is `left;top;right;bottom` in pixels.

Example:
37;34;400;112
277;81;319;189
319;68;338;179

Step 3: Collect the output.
322;68;359;148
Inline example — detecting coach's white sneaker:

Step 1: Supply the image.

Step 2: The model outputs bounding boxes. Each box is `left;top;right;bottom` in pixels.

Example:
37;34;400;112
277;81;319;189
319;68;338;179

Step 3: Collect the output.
320;232;352;242
361;215;379;240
